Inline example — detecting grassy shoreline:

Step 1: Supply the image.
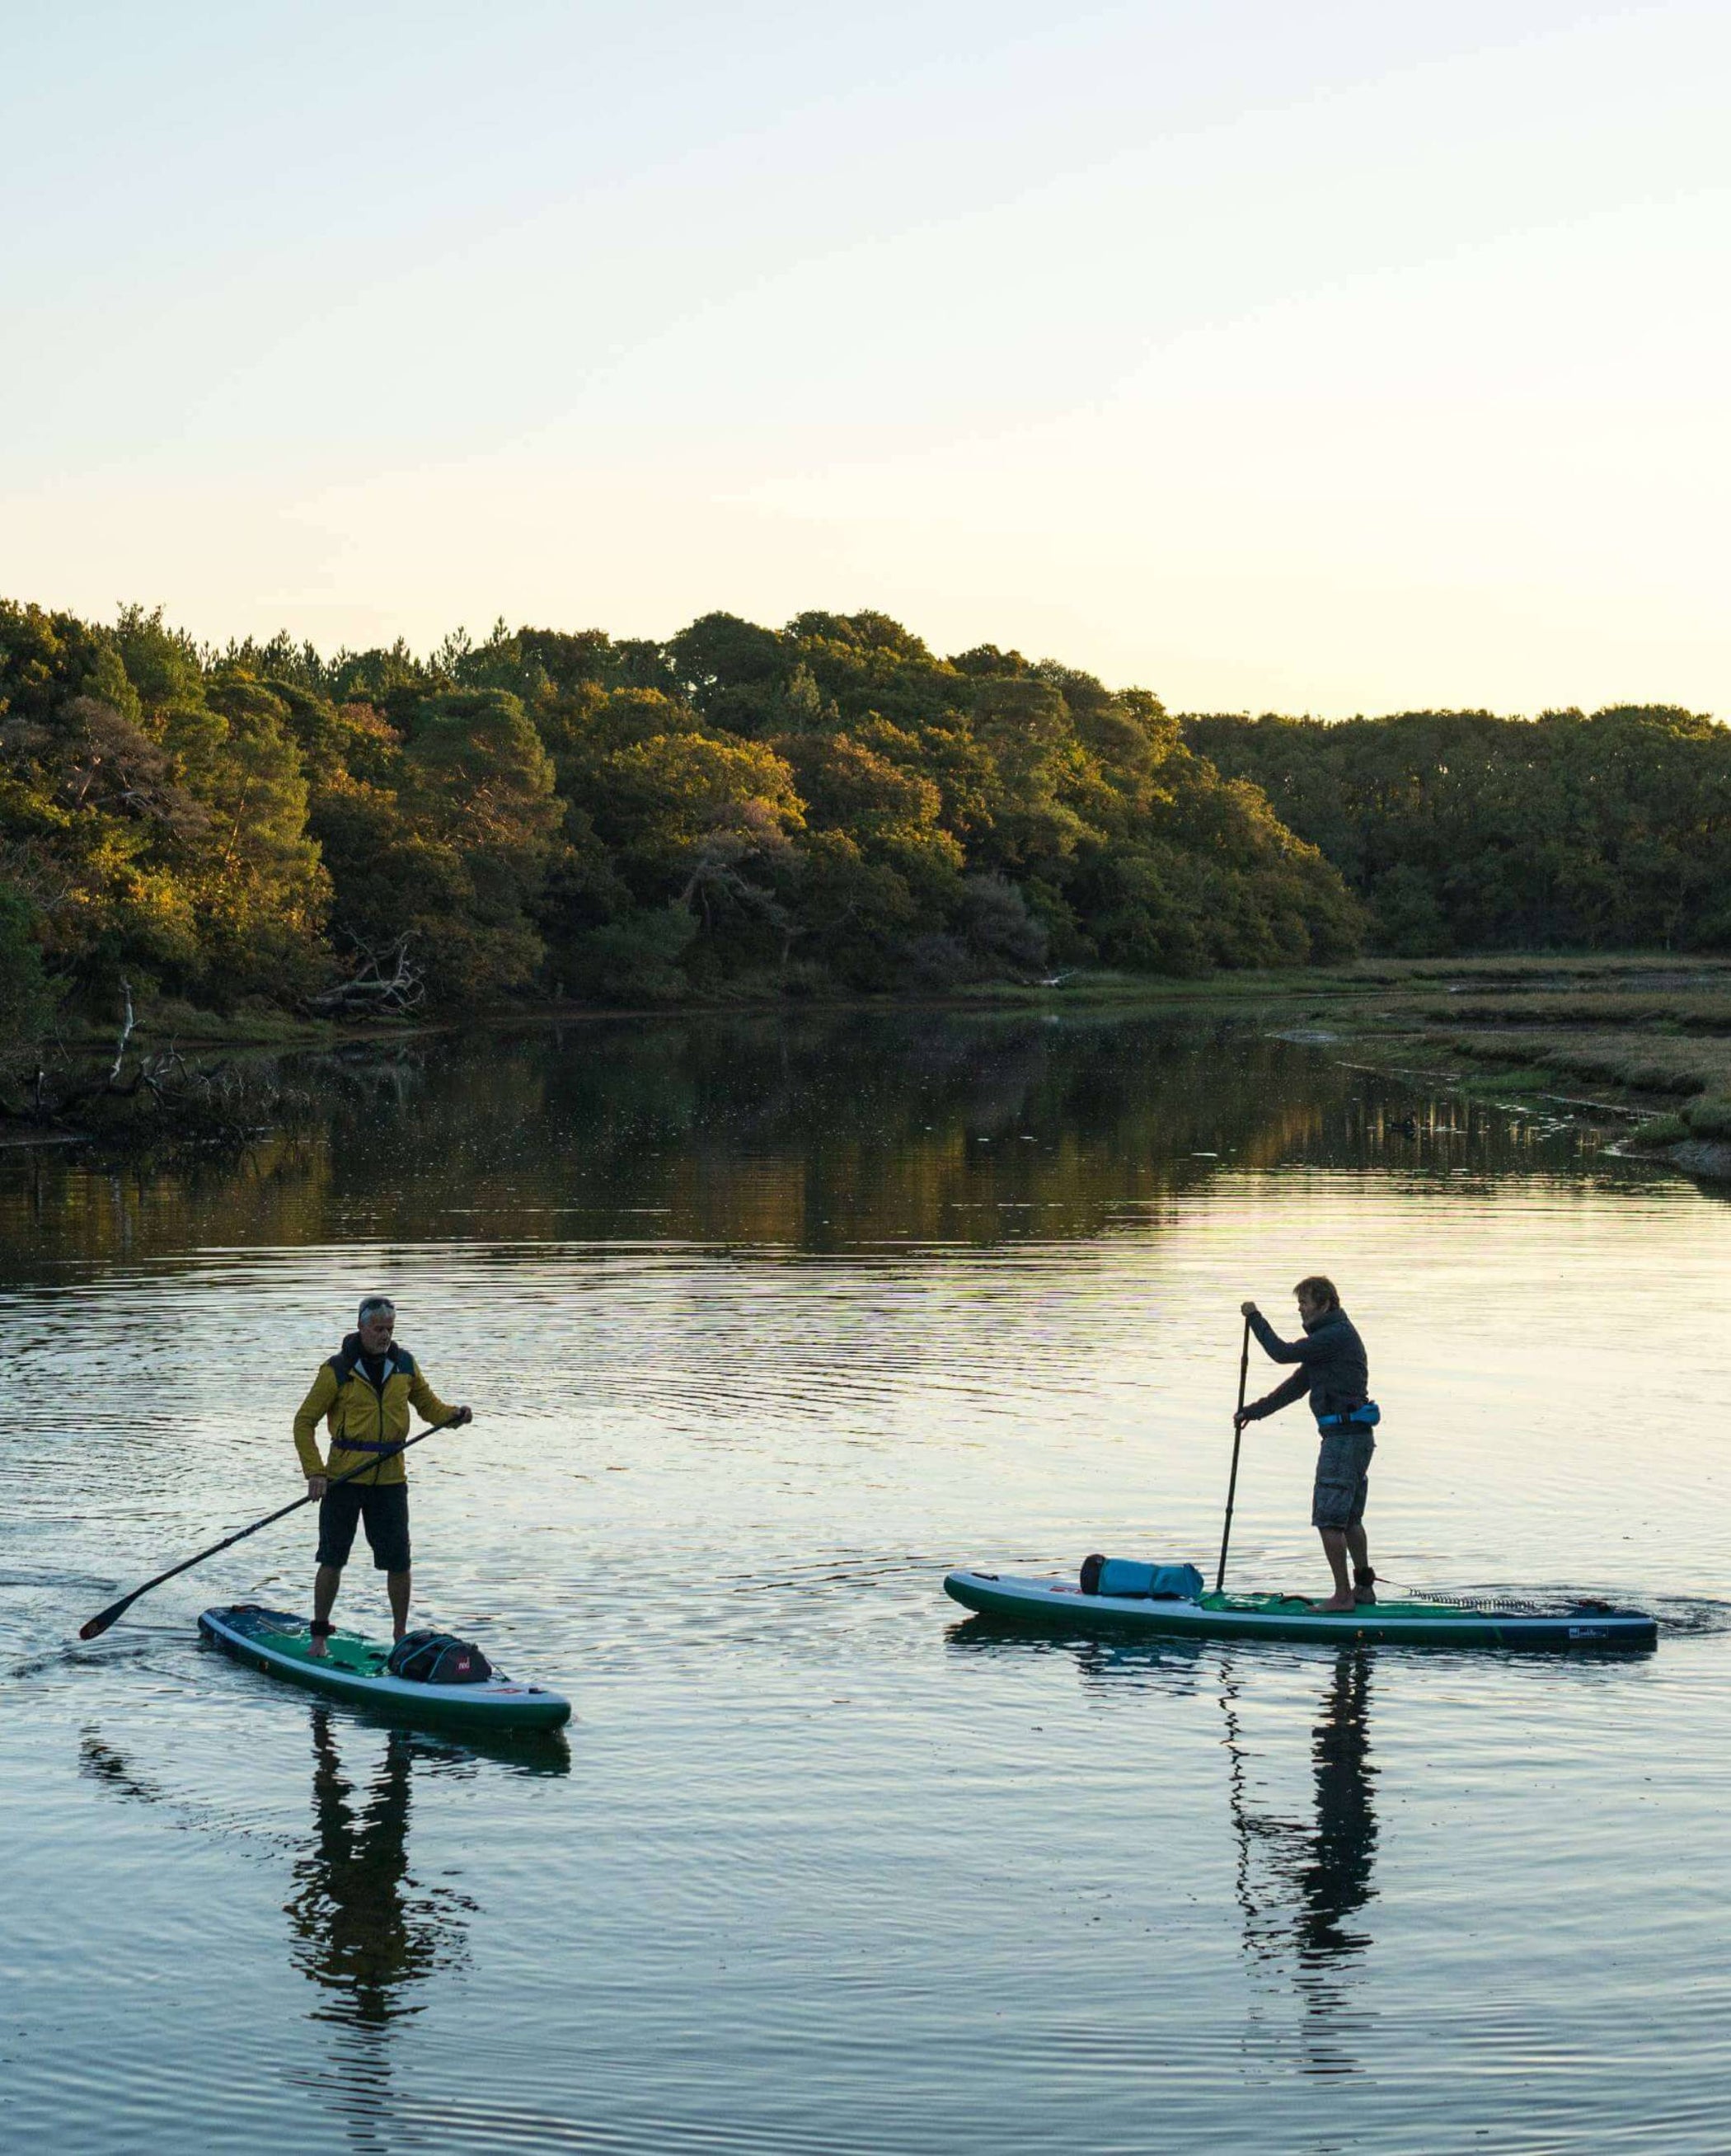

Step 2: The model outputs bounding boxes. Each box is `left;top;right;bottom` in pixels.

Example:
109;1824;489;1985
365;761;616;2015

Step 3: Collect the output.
1098;953;1731;1168
971;954;1731;1173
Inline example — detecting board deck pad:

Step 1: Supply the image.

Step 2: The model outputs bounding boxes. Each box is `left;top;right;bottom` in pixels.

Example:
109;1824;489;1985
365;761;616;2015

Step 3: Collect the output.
199;1604;573;1727
944;1570;1658;1649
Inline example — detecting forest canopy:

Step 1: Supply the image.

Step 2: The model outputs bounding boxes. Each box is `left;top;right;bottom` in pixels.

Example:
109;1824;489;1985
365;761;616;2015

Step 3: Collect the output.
1184;708;1731;956
0;599;1363;1040
9;594;1724;1050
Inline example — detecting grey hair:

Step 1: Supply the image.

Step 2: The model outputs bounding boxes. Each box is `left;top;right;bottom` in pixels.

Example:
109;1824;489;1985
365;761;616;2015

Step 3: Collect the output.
358;1295;396;1326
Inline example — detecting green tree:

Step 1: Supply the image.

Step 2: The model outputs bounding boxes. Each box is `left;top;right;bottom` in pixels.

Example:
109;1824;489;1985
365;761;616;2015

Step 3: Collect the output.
2;593;1386;1026
0;884;49;1054
1186;704;1731;954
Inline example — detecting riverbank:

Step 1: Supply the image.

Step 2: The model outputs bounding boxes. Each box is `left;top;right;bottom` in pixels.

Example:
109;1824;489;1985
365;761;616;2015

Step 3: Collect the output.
9;953;1731;1177
941;951;1731;1178
1011;953;1731;1179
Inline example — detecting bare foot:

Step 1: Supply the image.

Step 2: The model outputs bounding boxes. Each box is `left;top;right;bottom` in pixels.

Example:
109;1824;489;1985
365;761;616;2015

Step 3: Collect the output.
1318;1592;1357;1613
308;1638;328;1658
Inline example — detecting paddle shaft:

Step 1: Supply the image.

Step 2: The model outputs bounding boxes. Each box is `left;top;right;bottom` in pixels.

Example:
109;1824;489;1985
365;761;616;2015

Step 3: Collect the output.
1213;1316;1253;1595
77;1415;462;1640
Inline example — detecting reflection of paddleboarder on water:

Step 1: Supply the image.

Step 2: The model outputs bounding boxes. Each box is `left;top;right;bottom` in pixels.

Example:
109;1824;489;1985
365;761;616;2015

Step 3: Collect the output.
285;1708;473;2029
1221;1648;1379;1979
1297;1649;1378;1965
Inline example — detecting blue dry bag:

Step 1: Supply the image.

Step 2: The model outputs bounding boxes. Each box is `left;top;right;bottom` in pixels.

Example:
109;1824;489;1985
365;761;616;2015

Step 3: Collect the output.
1080;1555;1205;1600
1316;1399;1381;1431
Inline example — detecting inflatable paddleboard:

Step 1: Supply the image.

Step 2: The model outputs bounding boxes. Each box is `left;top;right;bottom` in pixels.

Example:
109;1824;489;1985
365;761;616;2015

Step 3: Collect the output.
944;1569;1658;1650
199;1604;572;1727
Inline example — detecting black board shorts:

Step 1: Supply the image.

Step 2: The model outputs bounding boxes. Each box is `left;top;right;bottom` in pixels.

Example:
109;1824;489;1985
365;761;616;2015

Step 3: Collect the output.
317;1481;410;1572
1311;1429;1376;1531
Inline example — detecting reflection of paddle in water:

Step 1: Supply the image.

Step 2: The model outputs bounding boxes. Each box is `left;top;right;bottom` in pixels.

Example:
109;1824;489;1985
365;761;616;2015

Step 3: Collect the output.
280;1711;567;2152
82;1703;566;2043
1218;1647;1379;2074
941;1615;1380;2067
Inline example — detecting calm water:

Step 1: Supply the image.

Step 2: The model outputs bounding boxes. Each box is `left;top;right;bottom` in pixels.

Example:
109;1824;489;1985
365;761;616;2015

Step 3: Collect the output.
3;1010;1729;2154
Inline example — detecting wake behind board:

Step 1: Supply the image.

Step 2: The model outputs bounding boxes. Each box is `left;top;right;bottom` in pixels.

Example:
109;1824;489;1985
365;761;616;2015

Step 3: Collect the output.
945;1569;1658;1650
199;1604;572;1728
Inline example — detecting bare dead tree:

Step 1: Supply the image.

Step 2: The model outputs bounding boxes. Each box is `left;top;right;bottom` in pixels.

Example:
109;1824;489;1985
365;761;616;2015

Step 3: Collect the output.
106;978;136;1083
304;934;425;1017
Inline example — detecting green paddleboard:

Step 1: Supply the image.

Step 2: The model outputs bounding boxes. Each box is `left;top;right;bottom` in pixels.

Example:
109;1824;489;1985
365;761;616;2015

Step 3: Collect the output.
945;1569;1658;1649
199;1603;573;1727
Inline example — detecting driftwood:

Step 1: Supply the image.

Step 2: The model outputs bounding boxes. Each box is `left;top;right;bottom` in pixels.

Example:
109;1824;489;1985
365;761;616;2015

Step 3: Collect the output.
303;935;425;1017
2;981;146;1116
0;979;281;1152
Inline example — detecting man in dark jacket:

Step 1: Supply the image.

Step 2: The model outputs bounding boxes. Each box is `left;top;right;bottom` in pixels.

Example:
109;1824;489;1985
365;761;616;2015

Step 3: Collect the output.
1236;1275;1377;1613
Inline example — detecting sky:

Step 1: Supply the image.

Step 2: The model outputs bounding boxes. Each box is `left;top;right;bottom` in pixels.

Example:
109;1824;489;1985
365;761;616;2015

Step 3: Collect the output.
2;0;1727;715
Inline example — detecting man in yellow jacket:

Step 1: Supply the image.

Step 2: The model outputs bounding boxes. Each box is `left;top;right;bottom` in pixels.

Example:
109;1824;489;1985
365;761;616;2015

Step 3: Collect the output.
293;1296;472;1655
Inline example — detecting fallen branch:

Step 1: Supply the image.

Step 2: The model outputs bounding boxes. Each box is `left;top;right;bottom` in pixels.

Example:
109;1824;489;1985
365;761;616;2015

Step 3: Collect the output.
304;934;425;1017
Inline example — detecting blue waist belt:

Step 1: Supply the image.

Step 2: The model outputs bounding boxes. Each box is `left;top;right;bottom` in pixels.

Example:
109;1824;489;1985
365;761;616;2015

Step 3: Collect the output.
1317;1400;1380;1431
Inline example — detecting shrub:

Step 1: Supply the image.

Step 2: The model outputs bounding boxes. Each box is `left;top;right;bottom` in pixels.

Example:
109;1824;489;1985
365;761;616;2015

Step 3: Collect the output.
0;886;49;1051
567;905;698;1003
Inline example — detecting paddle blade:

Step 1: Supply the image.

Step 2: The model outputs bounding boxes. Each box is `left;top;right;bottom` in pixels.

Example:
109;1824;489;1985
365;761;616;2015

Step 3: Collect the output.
79;1595;134;1642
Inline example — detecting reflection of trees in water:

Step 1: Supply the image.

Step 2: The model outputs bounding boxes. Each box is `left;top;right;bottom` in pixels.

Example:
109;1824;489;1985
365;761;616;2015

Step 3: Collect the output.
0;1009;1599;1272
284;1708;476;2031
1221;1649;1379;2076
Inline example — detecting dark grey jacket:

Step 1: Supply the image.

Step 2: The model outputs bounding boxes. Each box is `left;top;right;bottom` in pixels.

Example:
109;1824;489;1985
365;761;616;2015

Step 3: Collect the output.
1241;1306;1369;1425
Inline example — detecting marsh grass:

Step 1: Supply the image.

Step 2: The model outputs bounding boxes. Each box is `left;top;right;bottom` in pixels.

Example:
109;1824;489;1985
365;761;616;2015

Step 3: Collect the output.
1679;1097;1731;1139
1068;952;1731;1151
1414;993;1731;1033
1443;1031;1731;1096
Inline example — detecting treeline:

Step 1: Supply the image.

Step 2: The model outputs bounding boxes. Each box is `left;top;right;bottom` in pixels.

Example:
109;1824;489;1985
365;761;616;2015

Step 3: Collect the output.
0;599;1360;1046
1184;708;1731;956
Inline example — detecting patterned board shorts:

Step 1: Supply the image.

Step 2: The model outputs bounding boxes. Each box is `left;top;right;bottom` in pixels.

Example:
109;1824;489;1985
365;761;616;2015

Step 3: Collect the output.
1311;1428;1376;1530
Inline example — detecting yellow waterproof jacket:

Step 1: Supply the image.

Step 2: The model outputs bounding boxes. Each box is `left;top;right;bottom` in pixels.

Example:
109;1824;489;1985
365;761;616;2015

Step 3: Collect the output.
293;1335;455;1487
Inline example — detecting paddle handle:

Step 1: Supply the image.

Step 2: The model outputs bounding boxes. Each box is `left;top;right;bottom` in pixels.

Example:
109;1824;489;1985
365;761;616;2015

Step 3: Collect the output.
77;1415;462;1640
1214;1315;1253;1595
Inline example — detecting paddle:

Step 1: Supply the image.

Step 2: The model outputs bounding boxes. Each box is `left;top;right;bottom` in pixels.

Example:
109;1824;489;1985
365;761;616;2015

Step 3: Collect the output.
1213;1315;1252;1595
77;1413;466;1641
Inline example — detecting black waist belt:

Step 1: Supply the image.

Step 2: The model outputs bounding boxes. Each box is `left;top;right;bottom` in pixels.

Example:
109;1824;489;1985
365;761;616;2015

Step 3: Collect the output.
334;1438;400;1454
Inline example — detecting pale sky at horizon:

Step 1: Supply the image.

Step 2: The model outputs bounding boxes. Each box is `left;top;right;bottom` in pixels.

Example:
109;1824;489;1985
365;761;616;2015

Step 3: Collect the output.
2;0;1727;717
